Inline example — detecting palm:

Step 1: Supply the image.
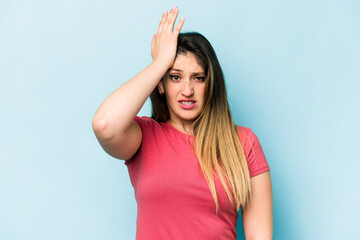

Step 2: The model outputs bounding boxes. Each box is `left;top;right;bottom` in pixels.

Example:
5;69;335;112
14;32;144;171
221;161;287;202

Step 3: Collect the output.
151;6;185;69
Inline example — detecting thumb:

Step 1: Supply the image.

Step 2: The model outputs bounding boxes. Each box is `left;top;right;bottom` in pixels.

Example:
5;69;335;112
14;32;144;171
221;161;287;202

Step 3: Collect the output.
151;34;155;48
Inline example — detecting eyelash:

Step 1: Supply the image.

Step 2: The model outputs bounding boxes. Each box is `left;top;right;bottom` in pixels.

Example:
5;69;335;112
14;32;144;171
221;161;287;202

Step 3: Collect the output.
170;75;180;81
169;75;205;82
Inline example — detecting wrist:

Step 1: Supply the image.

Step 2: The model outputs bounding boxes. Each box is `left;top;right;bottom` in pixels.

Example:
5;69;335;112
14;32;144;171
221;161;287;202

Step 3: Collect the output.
151;59;172;73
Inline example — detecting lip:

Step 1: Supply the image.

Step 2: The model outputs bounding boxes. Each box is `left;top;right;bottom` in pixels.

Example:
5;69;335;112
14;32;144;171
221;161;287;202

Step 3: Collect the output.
178;100;197;110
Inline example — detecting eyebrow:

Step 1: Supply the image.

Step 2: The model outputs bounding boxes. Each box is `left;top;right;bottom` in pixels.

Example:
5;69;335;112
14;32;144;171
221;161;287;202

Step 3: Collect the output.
170;69;205;75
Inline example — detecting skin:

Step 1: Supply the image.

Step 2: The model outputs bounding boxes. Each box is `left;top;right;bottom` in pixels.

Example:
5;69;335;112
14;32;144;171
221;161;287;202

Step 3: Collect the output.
92;6;273;239
92;6;184;160
158;53;206;135
242;172;273;239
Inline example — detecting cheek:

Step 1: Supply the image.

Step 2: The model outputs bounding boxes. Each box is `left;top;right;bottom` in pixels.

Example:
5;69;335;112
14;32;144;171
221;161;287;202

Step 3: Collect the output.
165;84;181;96
164;88;178;102
199;86;206;101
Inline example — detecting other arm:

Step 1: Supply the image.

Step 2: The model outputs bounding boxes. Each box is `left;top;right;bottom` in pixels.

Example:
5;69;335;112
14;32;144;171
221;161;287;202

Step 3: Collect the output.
242;171;273;240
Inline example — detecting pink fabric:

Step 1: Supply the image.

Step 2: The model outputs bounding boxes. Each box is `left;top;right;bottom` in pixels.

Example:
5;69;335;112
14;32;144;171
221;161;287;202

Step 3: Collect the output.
124;116;270;240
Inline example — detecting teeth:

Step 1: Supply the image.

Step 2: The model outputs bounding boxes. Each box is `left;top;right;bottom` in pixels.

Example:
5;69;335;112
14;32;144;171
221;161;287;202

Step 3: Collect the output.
180;101;194;105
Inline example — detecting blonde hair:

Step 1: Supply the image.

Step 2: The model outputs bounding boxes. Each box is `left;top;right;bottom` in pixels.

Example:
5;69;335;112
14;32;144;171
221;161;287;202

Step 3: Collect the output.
150;32;251;214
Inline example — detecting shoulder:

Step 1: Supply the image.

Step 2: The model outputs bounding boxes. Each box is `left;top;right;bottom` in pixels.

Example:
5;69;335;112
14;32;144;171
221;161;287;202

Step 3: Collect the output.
236;126;257;150
235;125;262;154
235;125;270;177
133;116;173;140
124;116;164;166
133;116;162;132
134;116;159;127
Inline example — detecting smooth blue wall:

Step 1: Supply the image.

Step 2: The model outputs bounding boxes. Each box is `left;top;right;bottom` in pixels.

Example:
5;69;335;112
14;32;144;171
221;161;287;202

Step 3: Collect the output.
1;0;359;239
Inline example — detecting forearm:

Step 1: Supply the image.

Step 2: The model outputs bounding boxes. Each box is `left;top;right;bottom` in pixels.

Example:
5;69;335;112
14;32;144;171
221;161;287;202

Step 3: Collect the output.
244;225;273;240
92;60;168;137
242;172;273;240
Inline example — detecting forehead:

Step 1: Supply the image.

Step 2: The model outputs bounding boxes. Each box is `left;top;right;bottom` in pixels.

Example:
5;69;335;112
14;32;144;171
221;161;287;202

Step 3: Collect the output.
171;53;204;73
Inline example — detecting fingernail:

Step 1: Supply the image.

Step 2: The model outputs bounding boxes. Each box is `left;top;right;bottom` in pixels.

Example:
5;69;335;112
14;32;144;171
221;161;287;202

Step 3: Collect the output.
172;5;177;10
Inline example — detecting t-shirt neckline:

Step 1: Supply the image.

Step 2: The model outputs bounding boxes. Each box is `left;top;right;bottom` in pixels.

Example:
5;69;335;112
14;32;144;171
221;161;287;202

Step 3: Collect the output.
164;121;195;139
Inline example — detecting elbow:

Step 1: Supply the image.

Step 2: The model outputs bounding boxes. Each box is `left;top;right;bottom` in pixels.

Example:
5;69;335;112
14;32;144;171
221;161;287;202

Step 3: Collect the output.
92;117;114;140
92;116;107;133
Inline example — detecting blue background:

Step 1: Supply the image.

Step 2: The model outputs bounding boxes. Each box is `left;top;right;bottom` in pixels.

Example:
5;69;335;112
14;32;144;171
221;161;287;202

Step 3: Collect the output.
1;0;359;239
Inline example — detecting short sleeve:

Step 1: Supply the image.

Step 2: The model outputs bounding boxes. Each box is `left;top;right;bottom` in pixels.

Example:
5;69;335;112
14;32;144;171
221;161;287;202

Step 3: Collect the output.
238;127;270;178
124;116;154;166
133;115;150;132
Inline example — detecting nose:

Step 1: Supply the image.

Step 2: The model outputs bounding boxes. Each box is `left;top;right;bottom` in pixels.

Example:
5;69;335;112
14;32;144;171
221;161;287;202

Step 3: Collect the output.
181;80;194;96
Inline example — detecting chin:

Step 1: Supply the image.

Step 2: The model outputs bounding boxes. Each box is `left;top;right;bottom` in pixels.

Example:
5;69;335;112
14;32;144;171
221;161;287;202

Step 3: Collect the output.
179;113;201;121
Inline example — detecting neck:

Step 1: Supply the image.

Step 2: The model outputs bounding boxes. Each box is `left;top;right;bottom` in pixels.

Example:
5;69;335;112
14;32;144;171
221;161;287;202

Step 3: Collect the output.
167;119;195;135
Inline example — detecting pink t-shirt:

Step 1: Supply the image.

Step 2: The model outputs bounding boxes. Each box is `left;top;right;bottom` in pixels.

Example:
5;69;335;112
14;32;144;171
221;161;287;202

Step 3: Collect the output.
124;116;270;240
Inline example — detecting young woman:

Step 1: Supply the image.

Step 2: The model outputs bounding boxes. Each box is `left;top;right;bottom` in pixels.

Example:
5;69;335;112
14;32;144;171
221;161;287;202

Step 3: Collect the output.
92;6;273;240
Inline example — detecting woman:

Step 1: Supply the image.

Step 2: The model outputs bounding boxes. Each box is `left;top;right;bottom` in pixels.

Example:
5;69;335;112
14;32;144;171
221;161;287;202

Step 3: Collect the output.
92;6;273;240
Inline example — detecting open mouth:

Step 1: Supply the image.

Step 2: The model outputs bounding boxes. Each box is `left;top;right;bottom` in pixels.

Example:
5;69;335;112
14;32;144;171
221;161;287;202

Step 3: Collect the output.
179;101;196;105
178;100;197;110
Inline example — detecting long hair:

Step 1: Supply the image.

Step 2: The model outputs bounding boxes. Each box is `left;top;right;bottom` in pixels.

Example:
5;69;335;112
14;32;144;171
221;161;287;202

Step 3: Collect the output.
150;32;251;214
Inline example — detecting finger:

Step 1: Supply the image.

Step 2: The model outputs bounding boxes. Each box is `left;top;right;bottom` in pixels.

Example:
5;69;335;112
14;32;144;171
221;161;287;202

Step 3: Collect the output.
156;10;168;35
151;35;156;59
169;6;179;32
151;34;155;49
156;10;167;35
163;6;179;33
173;16;185;36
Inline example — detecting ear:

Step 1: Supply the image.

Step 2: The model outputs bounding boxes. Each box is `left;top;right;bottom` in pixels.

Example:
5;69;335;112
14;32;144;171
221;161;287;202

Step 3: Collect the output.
157;81;165;95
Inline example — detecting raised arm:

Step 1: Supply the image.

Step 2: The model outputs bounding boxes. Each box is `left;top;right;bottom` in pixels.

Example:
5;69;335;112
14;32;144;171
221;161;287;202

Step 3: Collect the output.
242;171;273;240
92;6;184;160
